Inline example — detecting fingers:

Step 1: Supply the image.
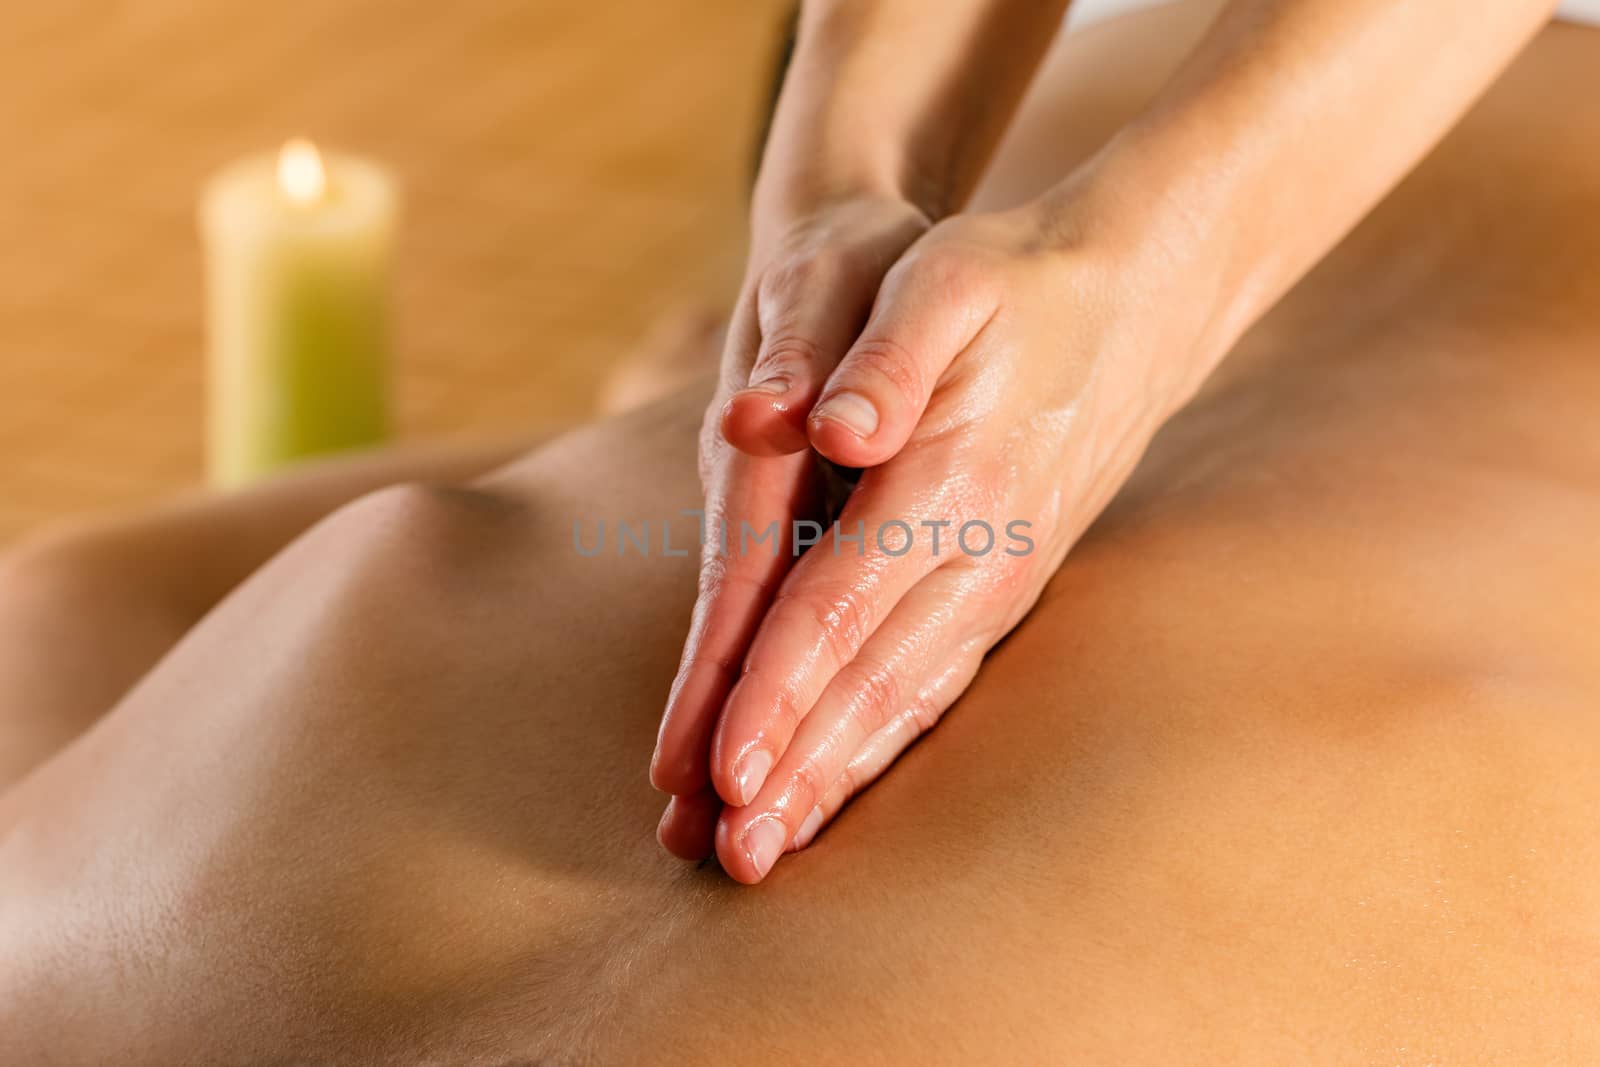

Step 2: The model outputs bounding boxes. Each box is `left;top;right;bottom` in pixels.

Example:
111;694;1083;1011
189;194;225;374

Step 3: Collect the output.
721;254;881;458
791;702;937;852
794;629;985;853
713;569;985;883
705;464;951;808
809;253;997;468
650;446;817;795
656;785;720;861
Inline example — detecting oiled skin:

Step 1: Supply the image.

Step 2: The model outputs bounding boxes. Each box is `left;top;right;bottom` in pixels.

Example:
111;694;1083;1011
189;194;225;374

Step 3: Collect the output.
4;6;1600;1062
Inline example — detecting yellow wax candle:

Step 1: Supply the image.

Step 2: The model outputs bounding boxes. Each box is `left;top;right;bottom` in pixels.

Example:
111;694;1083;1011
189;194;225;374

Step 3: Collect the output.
199;139;398;487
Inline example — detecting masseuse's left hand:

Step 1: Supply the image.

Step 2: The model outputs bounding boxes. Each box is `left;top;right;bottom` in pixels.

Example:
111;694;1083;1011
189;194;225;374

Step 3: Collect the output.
693;189;1219;883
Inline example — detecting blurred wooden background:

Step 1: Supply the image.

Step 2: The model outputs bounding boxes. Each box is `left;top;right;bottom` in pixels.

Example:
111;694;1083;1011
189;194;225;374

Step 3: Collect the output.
0;0;787;539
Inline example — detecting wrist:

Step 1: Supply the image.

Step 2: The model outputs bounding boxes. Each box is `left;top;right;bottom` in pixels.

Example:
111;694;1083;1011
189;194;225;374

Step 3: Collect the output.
990;178;1232;416
748;178;927;270
751;166;906;233
751;13;970;236
1022;141;1264;397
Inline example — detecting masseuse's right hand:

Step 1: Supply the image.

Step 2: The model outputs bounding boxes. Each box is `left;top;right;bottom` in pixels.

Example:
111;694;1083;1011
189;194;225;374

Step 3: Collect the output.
650;194;929;856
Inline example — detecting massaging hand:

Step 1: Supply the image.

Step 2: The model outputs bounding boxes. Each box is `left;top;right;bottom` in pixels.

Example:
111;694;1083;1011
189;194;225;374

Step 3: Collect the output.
647;0;1559;883
648;193;931;845
655;187;1217;882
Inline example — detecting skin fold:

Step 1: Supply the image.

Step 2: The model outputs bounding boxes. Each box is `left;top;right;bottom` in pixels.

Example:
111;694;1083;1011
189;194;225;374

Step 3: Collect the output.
2;4;1600;1062
654;0;1570;883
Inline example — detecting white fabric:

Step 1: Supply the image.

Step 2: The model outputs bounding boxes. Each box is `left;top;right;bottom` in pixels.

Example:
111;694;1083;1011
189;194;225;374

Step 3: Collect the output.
1065;0;1600;31
1560;0;1600;23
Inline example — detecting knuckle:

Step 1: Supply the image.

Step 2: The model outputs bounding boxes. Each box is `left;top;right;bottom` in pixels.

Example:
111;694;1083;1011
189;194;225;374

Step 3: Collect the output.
839;657;902;734
685;644;741;682
900;244;989;303
992;553;1037;596
841;336;925;412
773;581;874;668
759;250;834;304
800;242;851;278
838;762;865;801
904;692;943;734
696;554;765;600
790;755;832;808
769;684;807;734
754;333;825;379
756;263;796;306
696;549;732;593
823;767;855;808
958;630;998;669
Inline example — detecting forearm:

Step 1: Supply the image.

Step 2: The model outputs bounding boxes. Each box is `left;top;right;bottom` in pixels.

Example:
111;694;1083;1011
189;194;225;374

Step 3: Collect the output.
1050;0;1559;390
754;0;1071;233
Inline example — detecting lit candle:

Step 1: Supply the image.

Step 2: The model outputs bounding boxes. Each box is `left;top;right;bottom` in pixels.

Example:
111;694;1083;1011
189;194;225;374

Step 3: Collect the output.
199;139;398;487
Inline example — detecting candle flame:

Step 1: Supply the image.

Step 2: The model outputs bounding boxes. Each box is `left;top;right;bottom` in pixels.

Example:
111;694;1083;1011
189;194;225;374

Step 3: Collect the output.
277;138;326;204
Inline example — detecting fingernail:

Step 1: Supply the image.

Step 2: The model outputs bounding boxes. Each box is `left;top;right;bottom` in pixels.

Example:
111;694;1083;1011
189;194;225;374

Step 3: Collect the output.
812;390;878;438
743;818;788;880
744;375;790;395
734;749;773;806
792;805;825;850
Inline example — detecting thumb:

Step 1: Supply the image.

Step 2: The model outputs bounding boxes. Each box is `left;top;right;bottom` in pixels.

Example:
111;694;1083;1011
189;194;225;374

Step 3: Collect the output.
807;254;995;467
721;255;879;458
